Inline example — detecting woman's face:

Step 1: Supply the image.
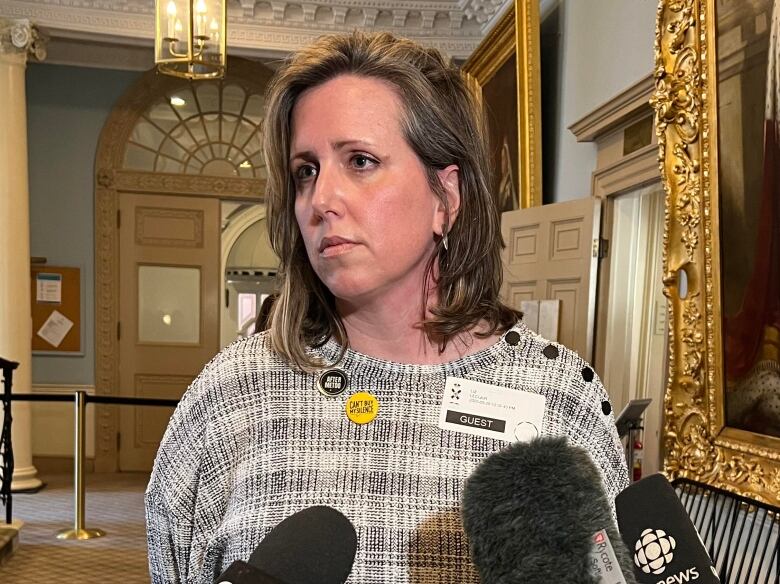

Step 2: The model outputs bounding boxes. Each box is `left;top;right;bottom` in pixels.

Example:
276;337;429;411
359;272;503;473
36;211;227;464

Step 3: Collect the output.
290;74;457;307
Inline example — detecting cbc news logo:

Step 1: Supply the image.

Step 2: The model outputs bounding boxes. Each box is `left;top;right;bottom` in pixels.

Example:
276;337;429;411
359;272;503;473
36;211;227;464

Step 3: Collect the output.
634;528;677;575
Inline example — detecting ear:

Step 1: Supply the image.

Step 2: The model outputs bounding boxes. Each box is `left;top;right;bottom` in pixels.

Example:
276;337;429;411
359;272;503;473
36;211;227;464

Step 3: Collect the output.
432;164;461;236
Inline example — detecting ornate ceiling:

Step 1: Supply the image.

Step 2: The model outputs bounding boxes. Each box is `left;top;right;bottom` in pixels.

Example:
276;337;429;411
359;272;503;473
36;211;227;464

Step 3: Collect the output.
0;0;514;65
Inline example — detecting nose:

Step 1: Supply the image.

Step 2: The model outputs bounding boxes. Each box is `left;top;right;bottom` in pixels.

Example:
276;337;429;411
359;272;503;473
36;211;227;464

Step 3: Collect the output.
310;164;344;220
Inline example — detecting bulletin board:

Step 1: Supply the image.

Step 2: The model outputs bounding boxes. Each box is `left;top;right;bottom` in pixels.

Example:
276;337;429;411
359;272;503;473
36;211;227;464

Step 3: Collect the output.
31;266;81;353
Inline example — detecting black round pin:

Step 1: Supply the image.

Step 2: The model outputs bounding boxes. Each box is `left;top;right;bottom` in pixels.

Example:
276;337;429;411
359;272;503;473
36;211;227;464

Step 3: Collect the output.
317;368;349;397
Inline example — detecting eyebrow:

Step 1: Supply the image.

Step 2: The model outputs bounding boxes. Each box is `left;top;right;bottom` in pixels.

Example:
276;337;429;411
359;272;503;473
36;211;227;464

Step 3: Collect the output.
289;139;377;162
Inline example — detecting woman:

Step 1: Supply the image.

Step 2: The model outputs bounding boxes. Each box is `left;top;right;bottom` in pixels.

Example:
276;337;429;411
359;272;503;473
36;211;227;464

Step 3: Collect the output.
146;31;628;583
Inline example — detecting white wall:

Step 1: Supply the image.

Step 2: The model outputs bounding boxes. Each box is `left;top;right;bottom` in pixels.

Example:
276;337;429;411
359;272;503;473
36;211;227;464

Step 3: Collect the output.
549;0;658;202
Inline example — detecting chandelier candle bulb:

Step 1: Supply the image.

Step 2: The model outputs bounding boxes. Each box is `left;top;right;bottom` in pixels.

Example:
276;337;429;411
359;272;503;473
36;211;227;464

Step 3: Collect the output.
166;0;176;39
195;0;207;38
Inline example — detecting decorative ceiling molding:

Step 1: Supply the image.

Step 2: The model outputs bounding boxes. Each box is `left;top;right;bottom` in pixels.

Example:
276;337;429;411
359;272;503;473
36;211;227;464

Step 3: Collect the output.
460;0;506;25
1;0;513;60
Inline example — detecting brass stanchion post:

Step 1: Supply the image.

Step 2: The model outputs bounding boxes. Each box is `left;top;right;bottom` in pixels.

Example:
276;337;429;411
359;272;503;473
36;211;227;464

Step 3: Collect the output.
57;390;105;540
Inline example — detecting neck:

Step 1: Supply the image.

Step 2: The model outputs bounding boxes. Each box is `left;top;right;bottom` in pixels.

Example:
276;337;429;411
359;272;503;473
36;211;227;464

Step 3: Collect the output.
337;290;499;365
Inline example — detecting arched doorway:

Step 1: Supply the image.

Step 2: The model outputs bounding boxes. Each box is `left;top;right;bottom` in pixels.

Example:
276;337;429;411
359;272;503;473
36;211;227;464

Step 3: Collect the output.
220;205;279;345
94;58;274;471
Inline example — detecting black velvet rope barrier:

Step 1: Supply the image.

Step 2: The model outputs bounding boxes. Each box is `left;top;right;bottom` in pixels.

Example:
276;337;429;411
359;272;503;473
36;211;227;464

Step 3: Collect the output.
1;385;179;527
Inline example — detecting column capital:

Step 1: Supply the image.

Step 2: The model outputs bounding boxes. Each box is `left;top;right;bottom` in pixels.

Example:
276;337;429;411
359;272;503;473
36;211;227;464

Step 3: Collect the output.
0;19;47;62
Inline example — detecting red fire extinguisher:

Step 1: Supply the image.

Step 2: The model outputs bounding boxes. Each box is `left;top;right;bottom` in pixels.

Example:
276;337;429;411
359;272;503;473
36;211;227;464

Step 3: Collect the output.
632;438;644;482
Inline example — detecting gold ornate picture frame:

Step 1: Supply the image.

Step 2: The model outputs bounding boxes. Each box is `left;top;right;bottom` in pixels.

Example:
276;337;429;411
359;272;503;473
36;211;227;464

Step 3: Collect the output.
655;0;780;505
461;0;542;209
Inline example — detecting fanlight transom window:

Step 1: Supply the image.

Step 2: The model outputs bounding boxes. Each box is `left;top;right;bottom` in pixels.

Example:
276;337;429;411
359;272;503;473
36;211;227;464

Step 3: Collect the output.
124;82;265;178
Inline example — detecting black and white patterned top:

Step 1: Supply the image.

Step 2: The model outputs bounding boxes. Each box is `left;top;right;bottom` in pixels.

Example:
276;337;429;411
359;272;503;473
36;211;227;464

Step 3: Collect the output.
145;322;628;583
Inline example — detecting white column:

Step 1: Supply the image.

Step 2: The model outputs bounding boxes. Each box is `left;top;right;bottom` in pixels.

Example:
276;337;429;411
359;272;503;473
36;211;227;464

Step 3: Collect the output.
0;20;45;491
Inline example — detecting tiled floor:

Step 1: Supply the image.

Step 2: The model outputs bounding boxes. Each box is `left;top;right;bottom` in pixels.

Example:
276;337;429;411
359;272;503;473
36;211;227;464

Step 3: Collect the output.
0;472;151;582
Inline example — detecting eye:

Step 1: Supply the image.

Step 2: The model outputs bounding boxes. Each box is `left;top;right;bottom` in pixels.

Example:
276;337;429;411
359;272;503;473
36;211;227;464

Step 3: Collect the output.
294;164;317;182
350;154;378;170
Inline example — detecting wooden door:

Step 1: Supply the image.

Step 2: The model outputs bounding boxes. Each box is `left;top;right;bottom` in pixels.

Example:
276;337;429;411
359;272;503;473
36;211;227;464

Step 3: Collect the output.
118;193;220;471
501;198;601;361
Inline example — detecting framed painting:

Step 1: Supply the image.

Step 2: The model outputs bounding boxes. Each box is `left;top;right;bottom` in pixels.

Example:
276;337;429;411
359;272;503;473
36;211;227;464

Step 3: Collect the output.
655;0;780;505
461;0;542;210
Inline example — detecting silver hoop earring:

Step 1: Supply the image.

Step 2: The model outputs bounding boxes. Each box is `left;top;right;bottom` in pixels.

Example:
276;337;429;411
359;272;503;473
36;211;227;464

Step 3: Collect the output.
442;234;449;251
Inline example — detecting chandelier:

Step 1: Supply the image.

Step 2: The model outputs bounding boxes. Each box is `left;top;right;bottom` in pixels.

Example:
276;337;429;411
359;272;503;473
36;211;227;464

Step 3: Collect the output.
155;0;226;79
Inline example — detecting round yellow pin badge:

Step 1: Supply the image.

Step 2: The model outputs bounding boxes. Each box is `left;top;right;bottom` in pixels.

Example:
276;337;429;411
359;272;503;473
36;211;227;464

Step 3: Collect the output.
345;391;379;425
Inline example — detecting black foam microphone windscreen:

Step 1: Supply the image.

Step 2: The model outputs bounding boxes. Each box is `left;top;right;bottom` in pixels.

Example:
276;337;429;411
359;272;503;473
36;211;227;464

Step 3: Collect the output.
461;436;637;584
215;505;357;584
215;561;287;584
616;474;720;584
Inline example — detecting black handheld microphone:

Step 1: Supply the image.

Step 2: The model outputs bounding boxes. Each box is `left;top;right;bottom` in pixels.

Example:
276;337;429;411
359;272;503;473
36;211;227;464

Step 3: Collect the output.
616;474;719;584
461;436;637;584
215;505;358;584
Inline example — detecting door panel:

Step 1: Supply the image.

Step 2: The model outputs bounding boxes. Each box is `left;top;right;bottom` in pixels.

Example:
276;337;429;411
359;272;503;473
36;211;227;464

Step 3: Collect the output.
501;198;601;361
118;193;220;471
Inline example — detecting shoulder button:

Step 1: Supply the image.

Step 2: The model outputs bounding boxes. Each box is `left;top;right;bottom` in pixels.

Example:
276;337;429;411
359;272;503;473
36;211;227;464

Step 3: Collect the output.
504;330;521;346
581;367;595;382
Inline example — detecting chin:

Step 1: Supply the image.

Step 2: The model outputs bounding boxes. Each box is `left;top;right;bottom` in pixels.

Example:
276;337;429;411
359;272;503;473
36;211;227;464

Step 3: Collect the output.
322;277;387;307
318;273;365;298
326;285;374;305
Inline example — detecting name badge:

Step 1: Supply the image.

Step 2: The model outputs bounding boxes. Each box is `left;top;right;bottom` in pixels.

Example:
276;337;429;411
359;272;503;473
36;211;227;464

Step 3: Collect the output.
438;377;545;442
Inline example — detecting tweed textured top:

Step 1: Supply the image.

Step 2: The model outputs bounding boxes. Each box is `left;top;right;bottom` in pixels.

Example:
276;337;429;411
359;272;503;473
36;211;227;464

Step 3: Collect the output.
145;323;629;583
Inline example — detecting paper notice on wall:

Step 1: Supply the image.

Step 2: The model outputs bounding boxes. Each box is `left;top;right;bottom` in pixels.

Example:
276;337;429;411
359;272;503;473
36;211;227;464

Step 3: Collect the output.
37;310;73;348
36;272;62;303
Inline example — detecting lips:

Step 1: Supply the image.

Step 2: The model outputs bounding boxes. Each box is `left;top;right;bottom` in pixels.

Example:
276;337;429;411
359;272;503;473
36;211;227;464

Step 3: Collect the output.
318;236;357;256
318;235;355;253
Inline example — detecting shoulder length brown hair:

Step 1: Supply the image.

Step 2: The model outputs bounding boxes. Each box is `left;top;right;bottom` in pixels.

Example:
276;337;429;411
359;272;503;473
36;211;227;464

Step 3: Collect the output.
263;31;520;370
